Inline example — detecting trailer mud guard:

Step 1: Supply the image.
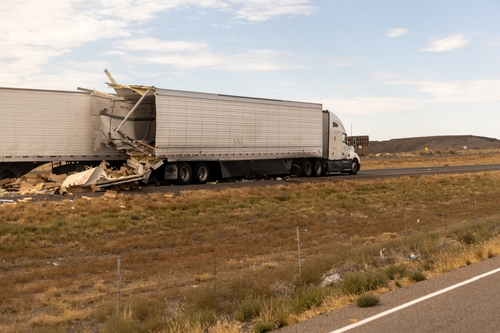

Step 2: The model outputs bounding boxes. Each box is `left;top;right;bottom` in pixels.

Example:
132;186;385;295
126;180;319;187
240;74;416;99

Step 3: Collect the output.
219;159;292;178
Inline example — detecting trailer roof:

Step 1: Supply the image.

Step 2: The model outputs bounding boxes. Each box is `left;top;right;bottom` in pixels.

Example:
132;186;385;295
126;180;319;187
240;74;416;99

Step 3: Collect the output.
0;86;89;95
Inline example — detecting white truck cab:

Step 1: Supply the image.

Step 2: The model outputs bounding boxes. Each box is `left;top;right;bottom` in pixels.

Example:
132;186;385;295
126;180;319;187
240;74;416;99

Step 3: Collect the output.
322;110;360;175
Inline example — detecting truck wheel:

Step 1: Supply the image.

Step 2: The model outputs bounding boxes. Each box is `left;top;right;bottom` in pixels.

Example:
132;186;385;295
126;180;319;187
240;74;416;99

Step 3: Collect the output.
349;159;359;175
0;166;18;180
301;159;313;177
312;159;323;177
177;162;192;185
193;162;210;184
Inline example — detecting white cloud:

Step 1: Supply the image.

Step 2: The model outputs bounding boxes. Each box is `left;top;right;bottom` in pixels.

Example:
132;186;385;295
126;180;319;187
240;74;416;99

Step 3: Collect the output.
230;0;316;22
0;0;315;87
319;77;500;116
418;79;500;103
421;34;471;52
117;38;208;53
387;28;408;38
145;48;303;71
321;97;423;115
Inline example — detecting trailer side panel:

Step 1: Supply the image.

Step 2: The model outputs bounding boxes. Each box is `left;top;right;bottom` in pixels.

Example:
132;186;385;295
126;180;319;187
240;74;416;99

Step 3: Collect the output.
0;87;123;163
154;89;323;162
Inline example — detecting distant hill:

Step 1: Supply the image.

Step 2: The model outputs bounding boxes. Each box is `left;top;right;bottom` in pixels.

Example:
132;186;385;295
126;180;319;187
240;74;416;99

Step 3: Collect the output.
369;135;500;154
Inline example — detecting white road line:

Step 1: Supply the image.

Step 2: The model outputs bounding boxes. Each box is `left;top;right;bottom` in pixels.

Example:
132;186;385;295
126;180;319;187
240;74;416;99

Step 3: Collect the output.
329;266;500;333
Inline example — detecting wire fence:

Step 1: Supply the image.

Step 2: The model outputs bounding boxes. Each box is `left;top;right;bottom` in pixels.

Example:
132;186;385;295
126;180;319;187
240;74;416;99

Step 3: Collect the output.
5;191;499;327
102;193;500;311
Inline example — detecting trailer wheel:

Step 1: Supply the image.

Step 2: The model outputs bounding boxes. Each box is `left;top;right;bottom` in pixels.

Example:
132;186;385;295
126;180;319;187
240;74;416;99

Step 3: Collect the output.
0;166;18;180
301;159;313;177
349;159;359;175
312;159;323;177
193;162;210;184
177;162;192;185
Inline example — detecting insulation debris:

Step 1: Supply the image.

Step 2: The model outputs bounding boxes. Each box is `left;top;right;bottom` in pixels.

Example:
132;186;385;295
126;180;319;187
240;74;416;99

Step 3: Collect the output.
0;157;163;196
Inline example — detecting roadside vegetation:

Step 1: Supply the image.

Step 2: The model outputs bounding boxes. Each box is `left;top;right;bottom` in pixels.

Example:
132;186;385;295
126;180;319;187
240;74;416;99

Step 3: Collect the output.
1;155;500;332
362;148;500;169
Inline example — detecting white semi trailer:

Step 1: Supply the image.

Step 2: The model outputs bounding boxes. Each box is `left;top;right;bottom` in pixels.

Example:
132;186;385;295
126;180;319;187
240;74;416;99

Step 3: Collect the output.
90;77;360;185
0;87;126;180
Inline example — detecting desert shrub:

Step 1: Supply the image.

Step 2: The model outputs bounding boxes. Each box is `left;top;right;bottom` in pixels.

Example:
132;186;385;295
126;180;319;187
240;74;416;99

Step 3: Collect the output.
340;270;388;295
408;271;426;282
193;309;218;328
422;260;434;271
455;230;477;245
291;286;331;314
254;297;290;332
296;260;332;286
384;264;408;280
186;289;220;314
254;320;275;333
357;293;380;307
131;298;161;321
235;298;261;322
101;313;142;333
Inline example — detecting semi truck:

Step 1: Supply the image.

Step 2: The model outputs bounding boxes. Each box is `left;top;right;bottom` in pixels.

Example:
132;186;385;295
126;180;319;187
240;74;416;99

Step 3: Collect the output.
0;87;126;180
89;73;360;185
0;72;360;184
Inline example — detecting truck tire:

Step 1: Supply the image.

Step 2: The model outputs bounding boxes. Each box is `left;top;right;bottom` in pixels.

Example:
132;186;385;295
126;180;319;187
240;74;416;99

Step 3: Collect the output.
193;162;210;184
0;165;19;180
349;159;359;175
312;159;323;177
301;159;313;177
177;162;192;185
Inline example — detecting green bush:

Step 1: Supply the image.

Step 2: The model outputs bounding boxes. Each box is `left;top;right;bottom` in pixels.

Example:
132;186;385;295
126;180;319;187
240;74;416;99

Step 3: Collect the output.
340;270;388;295
291;286;330;314
455;230;477;245
235;298;261;322
357;293;380;307
409;271;426;282
384;264;408;280
254;320;275;333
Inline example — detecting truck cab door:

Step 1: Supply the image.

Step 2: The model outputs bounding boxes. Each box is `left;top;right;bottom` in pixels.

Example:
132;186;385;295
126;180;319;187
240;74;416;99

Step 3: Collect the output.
328;121;343;160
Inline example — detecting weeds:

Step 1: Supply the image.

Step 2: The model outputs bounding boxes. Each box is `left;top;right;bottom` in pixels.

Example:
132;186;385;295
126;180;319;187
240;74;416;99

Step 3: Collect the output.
357;293;380;307
340;270;388;295
408;271;427;282
1;165;500;332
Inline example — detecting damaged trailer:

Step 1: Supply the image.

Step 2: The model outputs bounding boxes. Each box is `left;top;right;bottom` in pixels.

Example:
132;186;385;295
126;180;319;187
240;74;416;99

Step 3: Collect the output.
0;87;127;180
91;71;360;185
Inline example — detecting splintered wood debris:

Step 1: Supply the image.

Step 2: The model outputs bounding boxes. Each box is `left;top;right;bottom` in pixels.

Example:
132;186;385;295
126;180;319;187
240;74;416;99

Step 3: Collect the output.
0;157;163;197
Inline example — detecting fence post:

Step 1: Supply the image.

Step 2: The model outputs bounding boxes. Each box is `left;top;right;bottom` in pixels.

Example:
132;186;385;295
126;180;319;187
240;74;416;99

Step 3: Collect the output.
444;208;447;236
475;198;478;231
296;226;302;276
116;254;121;313
404;209;408;257
348;217;351;262
213;221;216;296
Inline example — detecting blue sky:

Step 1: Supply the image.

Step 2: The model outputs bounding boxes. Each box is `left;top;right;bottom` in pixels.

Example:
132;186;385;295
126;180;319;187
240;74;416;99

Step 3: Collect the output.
1;0;499;141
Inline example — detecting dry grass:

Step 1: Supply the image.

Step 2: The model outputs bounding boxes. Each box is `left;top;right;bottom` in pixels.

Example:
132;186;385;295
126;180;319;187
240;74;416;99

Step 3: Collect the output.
1;155;500;332
362;149;500;169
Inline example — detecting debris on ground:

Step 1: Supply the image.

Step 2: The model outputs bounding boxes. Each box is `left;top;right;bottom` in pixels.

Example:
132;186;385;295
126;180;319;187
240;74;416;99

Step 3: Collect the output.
0;157;163;196
408;253;421;261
